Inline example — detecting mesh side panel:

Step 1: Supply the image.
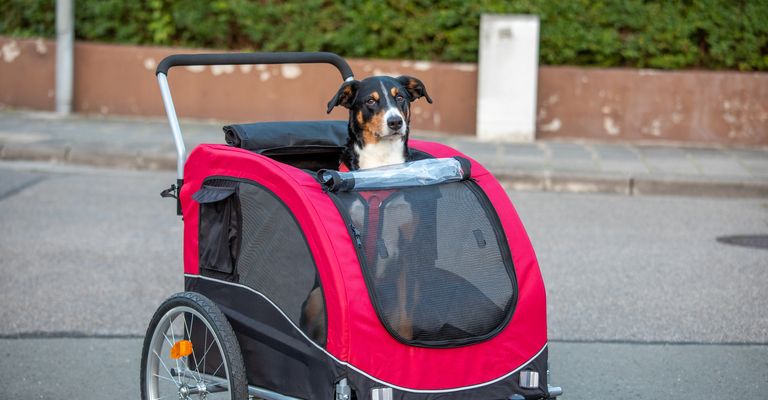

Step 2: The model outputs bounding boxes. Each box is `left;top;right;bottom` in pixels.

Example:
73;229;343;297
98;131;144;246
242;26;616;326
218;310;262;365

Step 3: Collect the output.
236;183;325;343
336;181;516;346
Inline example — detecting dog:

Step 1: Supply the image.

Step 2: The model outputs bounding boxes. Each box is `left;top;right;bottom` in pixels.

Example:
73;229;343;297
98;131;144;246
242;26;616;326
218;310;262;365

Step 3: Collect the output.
325;75;436;340
301;76;503;344
301;76;433;343
326;75;432;171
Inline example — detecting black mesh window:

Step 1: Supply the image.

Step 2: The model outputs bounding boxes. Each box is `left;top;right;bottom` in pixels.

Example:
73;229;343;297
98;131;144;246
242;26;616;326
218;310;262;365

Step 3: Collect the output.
333;181;516;347
211;179;326;345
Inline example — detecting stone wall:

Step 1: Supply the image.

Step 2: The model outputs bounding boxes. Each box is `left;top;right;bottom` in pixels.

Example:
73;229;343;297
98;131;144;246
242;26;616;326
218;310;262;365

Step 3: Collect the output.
1;37;766;145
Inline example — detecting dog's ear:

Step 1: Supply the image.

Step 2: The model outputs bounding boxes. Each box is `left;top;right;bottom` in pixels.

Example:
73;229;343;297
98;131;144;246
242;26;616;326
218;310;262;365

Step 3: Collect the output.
326;80;359;113
396;76;433;104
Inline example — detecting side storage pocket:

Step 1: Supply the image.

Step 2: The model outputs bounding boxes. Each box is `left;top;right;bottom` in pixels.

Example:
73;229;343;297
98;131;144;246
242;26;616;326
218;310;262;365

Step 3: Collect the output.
193;180;241;278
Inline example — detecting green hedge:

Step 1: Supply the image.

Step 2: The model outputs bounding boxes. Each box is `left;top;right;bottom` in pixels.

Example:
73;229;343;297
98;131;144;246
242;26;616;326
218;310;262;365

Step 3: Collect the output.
2;0;767;70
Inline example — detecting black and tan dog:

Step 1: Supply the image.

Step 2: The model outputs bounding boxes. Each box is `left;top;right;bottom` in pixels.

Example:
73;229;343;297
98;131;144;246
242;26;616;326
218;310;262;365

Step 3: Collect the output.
326;75;432;171
327;76;435;340
301;76;436;344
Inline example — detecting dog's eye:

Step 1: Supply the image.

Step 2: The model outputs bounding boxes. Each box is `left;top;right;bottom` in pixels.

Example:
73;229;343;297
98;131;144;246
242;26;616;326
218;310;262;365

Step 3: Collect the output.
366;98;376;106
395;94;405;102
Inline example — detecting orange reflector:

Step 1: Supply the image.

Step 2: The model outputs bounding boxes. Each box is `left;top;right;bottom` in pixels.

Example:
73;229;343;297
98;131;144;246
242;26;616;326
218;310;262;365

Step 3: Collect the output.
170;340;193;359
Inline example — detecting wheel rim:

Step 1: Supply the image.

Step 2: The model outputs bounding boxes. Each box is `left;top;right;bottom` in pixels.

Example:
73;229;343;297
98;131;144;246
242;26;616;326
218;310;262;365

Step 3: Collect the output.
145;306;234;399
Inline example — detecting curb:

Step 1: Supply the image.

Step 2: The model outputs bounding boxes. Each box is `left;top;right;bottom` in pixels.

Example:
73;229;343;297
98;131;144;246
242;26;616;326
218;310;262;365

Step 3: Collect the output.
496;171;768;198
0;144;177;171
2;146;767;198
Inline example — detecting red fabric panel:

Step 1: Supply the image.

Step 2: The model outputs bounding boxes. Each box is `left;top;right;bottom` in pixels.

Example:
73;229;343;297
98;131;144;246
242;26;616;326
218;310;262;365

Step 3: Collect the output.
180;144;350;357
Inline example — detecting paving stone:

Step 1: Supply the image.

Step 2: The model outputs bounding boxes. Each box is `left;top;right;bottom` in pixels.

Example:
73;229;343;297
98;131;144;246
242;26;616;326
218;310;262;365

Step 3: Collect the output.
500;143;545;158
637;146;689;159
545;142;593;160
645;159;700;175
599;160;650;175
593;145;642;162
0;143;68;162
496;159;549;172
728;148;768;161
551;159;601;173
740;159;768;178
692;158;752;178
684;147;729;159
450;141;499;161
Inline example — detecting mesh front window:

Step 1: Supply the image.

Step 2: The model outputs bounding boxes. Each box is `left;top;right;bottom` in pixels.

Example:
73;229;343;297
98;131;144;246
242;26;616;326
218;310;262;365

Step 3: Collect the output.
334;181;516;347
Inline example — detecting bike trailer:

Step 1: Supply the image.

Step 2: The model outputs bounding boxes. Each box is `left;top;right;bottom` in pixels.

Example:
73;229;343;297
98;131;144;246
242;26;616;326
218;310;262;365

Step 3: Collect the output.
141;52;561;400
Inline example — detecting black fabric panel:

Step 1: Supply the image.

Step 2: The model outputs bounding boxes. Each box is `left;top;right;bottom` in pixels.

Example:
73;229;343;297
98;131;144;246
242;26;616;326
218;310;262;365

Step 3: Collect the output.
193;185;236;204
197;182;240;277
344;346;549;400
224;120;347;153
236;182;326;345
407;148;434;162
186;277;343;400
267;151;342;171
454;156;472;179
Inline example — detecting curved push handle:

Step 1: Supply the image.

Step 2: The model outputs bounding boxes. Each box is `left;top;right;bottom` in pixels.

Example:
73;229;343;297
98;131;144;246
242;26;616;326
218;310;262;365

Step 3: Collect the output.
155;51;354;195
156;51;354;81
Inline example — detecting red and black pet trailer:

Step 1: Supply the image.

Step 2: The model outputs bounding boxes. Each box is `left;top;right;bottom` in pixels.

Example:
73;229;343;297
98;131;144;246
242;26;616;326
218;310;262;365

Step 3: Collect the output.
141;52;562;400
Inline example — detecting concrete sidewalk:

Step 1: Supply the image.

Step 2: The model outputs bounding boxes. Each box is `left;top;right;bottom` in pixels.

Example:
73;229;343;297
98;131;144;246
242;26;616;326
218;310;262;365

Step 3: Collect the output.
0;110;766;197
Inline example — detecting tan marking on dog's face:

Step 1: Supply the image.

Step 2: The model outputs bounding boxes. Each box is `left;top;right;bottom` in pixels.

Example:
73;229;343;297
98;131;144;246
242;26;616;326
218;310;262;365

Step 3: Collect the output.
356;110;363;125
390;87;398;98
361;111;384;144
370;91;379;101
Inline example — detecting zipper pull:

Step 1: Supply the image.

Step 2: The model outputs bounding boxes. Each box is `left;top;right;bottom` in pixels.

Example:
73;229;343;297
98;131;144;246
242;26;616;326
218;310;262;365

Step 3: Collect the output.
350;224;363;247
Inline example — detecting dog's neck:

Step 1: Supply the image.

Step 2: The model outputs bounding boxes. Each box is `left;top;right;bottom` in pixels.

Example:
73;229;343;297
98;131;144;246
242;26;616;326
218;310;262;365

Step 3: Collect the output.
355;137;406;170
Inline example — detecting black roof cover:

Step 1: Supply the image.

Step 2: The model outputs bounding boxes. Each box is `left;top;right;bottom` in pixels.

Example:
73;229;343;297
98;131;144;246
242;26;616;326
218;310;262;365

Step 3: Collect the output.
224;120;348;154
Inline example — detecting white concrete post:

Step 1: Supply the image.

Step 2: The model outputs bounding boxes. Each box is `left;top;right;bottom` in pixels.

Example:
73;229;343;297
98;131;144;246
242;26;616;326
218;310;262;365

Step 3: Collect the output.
476;14;540;142
56;0;74;115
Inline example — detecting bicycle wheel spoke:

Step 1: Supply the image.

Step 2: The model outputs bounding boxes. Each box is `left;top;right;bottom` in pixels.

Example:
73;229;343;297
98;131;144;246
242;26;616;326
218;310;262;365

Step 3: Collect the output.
208;361;225;382
182;313;203;383
168;315;184;385
203;327;208;372
194;334;216;373
152;349;179;386
152;373;178;384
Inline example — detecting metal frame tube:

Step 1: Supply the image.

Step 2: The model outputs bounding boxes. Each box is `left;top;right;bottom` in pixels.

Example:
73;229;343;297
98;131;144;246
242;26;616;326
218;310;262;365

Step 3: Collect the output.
156;73;186;181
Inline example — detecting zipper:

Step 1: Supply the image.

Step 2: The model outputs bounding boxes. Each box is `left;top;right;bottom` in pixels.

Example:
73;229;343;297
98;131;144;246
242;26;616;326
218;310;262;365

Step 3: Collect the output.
464;179;519;302
349;224;363;247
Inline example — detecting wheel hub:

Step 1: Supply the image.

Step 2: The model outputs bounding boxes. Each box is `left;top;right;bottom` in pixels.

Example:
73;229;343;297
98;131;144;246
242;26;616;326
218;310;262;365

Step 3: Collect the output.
178;382;207;399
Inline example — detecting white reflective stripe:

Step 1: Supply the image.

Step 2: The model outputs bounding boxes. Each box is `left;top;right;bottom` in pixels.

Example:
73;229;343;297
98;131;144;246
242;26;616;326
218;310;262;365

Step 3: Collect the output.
371;387;393;400
378;81;406;134
184;274;547;393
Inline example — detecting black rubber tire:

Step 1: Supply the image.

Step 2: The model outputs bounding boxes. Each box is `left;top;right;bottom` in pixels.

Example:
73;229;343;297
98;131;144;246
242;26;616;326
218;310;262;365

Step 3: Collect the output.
140;291;248;399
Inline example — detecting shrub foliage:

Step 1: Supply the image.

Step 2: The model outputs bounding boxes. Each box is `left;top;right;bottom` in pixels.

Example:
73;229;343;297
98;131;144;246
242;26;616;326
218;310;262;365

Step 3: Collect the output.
1;0;766;70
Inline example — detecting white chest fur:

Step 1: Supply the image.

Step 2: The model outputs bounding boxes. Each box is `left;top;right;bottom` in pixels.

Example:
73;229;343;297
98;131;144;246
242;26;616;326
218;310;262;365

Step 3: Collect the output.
356;139;405;170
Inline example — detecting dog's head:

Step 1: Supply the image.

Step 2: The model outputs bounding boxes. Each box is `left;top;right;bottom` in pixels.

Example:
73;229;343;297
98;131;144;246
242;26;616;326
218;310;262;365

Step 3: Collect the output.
327;76;432;145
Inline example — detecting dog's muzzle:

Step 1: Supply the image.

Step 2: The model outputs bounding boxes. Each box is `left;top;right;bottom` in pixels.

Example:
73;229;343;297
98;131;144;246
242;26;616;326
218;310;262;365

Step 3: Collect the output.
382;109;407;137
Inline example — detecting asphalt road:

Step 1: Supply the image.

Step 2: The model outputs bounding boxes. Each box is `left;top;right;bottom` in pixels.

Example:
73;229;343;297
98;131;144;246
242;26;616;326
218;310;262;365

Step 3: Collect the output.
1;161;766;399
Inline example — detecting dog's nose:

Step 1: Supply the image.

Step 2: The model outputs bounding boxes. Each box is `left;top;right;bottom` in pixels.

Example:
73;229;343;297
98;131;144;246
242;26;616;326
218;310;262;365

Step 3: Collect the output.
387;116;403;131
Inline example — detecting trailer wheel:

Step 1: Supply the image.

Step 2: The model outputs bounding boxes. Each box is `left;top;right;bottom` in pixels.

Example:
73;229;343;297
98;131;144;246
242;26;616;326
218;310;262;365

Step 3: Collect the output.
140;291;248;399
